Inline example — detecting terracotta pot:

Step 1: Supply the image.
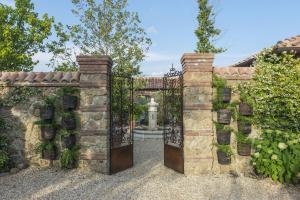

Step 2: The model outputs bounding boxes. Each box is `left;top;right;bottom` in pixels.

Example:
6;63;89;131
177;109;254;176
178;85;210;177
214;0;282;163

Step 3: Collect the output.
216;129;231;145
237;143;252;156
237;121;252;135
63;135;76;149
217;150;231;165
42;149;57;160
217;109;232;124
63;95;78;110
41;126;56;140
40;106;54;120
62;116;76;130
239;102;253;116
220;88;232;103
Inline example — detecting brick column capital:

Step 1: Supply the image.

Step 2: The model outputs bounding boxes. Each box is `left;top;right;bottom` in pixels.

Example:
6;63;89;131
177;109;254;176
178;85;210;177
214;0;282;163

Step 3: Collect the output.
181;53;214;73
77;55;113;74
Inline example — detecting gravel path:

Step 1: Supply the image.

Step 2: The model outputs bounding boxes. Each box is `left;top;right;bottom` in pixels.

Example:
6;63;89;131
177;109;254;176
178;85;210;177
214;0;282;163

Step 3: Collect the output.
0;139;299;200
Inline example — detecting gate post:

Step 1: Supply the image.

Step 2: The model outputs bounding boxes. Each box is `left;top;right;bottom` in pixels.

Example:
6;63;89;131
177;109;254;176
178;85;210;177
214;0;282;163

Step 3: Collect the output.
181;53;214;175
77;55;112;174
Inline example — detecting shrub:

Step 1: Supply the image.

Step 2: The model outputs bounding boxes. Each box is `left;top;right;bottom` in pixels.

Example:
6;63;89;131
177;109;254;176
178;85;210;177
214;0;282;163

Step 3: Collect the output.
252;129;300;183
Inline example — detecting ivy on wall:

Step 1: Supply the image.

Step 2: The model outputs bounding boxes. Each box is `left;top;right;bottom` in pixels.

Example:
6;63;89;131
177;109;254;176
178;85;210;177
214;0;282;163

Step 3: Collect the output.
240;48;300;184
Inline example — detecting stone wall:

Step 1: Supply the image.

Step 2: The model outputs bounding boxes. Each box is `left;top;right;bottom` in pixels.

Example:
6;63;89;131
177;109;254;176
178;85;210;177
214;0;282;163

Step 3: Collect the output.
0;56;112;174
181;53;257;176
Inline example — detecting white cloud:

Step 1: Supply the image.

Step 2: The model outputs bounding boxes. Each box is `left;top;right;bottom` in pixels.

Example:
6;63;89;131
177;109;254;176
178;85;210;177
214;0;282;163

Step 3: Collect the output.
147;26;158;34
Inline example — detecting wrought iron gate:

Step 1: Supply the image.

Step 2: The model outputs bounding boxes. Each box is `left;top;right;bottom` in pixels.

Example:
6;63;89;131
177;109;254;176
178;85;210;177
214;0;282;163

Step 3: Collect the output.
110;74;133;174
163;66;184;173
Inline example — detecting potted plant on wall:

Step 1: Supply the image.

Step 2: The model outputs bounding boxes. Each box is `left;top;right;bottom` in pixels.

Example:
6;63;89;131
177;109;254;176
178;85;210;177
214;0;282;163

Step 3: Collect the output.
60;146;79;169
59;129;77;149
35;120;57;140
215;122;232;145
59;87;79;110
215;144;232;165
236;132;252;156
40;96;56;120
61;112;77;130
35;141;57;160
237;115;252;135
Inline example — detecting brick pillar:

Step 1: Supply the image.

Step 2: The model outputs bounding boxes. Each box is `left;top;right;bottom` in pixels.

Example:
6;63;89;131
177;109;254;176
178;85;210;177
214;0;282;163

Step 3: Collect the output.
181;53;214;175
77;55;112;174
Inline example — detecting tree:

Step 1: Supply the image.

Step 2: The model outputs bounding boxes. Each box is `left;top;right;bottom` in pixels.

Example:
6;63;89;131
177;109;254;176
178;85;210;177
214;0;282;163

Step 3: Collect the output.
0;0;53;71
50;0;151;75
195;0;225;53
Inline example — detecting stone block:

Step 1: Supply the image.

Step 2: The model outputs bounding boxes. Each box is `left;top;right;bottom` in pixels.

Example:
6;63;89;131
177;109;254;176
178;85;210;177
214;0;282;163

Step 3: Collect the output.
184;136;214;159
183;110;213;131
78;160;109;174
184;87;212;106
184;159;213;175
81;112;108;130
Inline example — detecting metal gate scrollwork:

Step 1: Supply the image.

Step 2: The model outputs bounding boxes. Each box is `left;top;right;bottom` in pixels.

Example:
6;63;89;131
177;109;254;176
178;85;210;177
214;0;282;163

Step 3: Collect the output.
163;65;184;173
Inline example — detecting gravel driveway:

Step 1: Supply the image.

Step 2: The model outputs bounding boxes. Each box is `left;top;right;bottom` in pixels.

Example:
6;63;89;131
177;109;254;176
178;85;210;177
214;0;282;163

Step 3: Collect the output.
0;139;299;200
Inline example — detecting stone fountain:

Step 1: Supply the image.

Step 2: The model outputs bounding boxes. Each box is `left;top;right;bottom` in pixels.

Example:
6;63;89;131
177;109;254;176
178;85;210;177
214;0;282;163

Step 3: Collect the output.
133;98;164;140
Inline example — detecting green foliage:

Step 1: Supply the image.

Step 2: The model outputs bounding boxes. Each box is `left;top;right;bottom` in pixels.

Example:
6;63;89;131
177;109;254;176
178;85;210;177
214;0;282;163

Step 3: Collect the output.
0;0;54;71
49;0;152;75
35;141;56;153
0;86;42;107
59;129;77;138
195;0;225;53
241;48;300;132
0;150;9;169
57;86;80;97
252;129;300;184
60;146;79;169
215;144;233;156
237;115;254;125
214;122;233;132
235;132;252;144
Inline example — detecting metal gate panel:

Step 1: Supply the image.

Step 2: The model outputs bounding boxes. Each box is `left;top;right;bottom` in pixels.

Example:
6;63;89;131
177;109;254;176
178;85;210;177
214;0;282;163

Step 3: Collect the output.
163;66;184;174
110;75;133;174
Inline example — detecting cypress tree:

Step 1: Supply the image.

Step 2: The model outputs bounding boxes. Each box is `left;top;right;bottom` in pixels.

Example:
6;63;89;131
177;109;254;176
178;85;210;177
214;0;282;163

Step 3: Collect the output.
195;0;225;53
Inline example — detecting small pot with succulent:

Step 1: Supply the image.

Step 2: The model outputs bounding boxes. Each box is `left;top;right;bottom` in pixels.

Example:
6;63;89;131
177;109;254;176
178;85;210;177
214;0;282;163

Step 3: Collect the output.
60;146;80;169
35;141;57;160
237;115;252;135
59;129;77;149
215;122;232;145
35;120;57;140
40;96;56;120
215;144;232;165
236;132;252;156
61;112;77;130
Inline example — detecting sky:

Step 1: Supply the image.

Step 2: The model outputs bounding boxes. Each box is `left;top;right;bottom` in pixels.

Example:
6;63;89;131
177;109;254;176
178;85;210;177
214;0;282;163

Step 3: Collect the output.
1;0;300;76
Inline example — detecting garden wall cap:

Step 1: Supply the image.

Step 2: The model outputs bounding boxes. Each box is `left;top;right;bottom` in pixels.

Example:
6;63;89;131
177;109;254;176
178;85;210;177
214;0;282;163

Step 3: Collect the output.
214;67;255;80
0;72;80;84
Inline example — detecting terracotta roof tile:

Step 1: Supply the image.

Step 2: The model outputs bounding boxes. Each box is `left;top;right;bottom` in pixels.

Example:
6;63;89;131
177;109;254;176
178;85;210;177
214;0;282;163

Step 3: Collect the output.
214;67;255;80
0;71;80;84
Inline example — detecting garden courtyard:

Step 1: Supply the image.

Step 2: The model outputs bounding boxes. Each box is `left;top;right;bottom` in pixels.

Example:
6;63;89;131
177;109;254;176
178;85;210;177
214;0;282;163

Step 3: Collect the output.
0;139;299;200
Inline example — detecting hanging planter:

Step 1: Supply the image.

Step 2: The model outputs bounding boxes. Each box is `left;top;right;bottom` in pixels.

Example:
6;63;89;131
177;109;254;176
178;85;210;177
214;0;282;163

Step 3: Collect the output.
237;121;252;135
41;126;56;140
220;88;231;103
63;95;78;110
36;142;57;160
237;143;252;156
40;106;54;120
216;129;231;145
217;109;232;124
63;135;76;149
61;113;76;130
239;102;253;116
215;144;232;165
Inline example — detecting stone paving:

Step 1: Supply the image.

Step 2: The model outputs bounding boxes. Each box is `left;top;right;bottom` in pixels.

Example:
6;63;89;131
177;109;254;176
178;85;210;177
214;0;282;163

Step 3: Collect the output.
0;139;299;200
